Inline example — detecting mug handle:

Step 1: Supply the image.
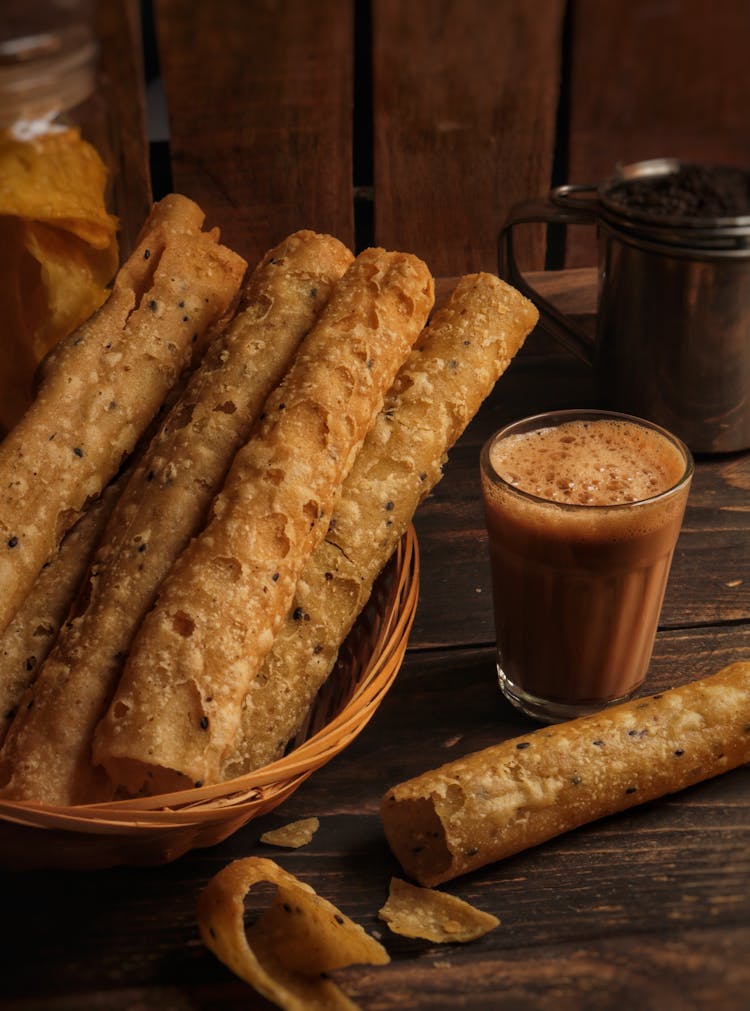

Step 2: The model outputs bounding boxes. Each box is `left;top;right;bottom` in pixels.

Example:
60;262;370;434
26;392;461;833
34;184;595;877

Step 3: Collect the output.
497;185;598;363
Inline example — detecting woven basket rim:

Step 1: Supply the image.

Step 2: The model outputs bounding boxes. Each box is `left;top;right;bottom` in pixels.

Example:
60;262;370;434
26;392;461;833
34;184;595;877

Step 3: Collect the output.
0;526;419;837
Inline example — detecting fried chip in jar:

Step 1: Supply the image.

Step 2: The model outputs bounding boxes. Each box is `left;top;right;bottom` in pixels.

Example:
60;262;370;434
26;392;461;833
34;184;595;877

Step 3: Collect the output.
0;127;118;247
0;126;119;431
260;817;320;849
378;877;499;944
197;857;389;1011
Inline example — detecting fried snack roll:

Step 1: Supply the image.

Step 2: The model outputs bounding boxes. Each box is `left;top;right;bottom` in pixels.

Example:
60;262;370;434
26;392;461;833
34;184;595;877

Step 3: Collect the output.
95;248;434;795
0;480;121;746
0;194;246;637
0;232;352;805
222;273;538;777
381;661;750;886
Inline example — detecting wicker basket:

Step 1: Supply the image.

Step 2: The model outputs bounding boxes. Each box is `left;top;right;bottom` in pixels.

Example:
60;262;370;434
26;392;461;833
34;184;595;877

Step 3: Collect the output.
0;527;419;870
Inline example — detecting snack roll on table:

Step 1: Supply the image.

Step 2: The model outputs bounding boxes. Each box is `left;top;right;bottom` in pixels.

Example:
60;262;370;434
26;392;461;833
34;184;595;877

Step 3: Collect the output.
0;231;352;806
0;194;246;639
222;272;539;777
380;661;750;887
94;248;434;796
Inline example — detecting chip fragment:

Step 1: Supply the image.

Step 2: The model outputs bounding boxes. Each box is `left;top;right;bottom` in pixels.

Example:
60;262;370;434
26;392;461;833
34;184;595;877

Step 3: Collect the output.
197;857;389;1011
378;877;499;943
260;817;320;849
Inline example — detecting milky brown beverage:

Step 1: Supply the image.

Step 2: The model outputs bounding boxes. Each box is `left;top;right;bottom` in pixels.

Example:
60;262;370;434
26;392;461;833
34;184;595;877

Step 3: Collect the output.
480;411;693;722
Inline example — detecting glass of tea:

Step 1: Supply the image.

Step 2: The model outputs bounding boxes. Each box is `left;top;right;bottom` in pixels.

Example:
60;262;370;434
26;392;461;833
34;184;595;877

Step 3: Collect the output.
480;409;693;723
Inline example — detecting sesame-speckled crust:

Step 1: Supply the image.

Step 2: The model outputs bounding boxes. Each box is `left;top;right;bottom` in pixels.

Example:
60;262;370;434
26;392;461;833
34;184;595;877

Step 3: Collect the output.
0;194;246;640
96;248;434;795
222;273;538;777
0;231;352;805
380;661;750;886
0;478;122;748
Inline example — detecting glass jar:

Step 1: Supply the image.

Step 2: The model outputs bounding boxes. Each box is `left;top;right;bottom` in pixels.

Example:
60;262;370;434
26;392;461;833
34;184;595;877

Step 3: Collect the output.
0;1;119;433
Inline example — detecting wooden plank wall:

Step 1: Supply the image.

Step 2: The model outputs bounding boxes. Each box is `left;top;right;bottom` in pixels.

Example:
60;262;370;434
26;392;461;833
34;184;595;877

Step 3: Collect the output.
565;0;750;265
119;1;749;276
371;0;566;276
153;0;355;267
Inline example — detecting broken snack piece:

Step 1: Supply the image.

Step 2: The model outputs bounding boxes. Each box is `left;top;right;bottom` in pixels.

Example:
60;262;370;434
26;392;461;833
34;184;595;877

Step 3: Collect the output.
378;877;499;943
197;856;389;1011
260;817;320;849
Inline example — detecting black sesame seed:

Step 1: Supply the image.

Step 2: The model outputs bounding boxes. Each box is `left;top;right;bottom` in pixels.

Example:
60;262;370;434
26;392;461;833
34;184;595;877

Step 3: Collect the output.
516;741;530;750
313;644;323;654
293;607;303;620
73;447;84;458
324;572;333;581
137;543;147;553
148;299;158;311
334;914;344;925
194;780;203;788
674;749;684;757
310;287;318;297
143;249;151;260
385;500;394;511
178;300;185;308
199;716;209;730
272;572;279;581
283;902;293;913
593;739;604;746
625;786;637;794
7;536;18;548
465;847;478;857
278;402;286;411
146;470;155;482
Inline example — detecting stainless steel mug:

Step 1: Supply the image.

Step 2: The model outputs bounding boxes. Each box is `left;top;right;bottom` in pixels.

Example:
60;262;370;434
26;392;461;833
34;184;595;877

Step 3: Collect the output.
498;158;750;454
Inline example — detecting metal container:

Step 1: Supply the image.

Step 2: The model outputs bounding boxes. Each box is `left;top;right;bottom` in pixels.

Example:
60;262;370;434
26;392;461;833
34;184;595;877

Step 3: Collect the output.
498;158;750;454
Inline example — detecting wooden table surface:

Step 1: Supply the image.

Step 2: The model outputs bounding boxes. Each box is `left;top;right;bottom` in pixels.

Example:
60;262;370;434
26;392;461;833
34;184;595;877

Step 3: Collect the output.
3;2;749;1008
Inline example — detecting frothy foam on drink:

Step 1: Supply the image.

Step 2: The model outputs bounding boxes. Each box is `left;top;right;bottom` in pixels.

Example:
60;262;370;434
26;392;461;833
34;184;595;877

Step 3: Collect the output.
489;419;685;506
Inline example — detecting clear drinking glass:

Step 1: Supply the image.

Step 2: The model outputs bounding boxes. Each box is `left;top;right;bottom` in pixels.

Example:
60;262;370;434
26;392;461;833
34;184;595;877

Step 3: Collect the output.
480;409;693;723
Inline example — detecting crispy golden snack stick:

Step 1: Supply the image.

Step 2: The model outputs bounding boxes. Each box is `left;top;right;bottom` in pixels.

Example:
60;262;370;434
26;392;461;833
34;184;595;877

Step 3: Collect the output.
381;661;750;886
96;248;434;795
222;273;538;777
0;194;246;638
0;231;351;805
0;479;121;746
197;857;389;1011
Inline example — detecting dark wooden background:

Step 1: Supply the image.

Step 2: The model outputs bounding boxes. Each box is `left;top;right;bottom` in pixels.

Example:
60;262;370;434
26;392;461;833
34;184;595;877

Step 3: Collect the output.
3;1;749;1008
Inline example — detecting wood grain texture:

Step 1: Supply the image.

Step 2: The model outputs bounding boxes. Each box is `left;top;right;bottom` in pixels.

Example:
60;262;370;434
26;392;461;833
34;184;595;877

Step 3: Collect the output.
153;0;355;267
564;0;750;266
5;6;749;1009
95;0;152;257
3;630;748;1009
372;0;565;276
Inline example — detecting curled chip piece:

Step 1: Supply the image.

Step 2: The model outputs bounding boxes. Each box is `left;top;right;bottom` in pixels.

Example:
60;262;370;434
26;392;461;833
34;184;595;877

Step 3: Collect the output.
197;857;389;1011
260;817;320;849
378;877;499;944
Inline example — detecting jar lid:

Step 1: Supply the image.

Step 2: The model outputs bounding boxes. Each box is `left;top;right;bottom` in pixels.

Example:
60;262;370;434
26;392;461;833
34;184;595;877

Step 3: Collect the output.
0;17;97;135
